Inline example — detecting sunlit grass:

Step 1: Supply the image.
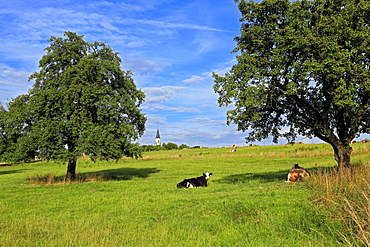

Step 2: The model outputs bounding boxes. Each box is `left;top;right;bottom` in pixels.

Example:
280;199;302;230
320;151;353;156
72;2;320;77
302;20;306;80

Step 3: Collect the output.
1;142;369;246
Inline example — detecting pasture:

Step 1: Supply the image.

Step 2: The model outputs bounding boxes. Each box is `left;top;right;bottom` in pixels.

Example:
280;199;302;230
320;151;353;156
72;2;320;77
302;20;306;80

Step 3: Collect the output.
1;143;369;246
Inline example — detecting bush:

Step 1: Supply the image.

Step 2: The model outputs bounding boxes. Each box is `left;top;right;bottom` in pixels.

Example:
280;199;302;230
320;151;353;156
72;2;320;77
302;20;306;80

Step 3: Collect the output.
179;144;189;149
162;142;178;150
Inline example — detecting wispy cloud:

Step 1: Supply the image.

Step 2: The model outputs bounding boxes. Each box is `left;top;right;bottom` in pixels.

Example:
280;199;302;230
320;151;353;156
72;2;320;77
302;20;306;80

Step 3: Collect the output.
143;104;200;113
122;58;170;76
145;114;168;125
143;86;186;104
133;19;231;33
212;59;237;76
185;117;225;126
0;64;32;103
182;75;206;84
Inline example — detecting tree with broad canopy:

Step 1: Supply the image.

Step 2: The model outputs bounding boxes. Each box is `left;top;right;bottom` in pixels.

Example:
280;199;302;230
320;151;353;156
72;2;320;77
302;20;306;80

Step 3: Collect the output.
213;0;370;170
0;32;147;180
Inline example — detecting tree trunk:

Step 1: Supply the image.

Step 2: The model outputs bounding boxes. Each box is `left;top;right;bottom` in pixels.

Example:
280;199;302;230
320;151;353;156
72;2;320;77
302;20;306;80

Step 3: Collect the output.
332;143;352;171
66;158;77;180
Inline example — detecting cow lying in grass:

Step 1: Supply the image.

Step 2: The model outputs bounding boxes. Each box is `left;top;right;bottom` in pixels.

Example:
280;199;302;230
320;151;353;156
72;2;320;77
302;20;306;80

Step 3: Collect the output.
286;164;310;182
177;172;212;188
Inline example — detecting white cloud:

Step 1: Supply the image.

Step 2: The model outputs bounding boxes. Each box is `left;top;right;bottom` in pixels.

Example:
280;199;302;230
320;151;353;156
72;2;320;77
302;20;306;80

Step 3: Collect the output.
182;75;205;84
143;86;185;104
0;64;32;103
123;58;170;76
133;19;231;33
100;21;120;32
125;41;145;48
185;117;225;126
182;65;233;85
143;104;200;113
157;105;200;113
0;64;30;83
145;114;167;125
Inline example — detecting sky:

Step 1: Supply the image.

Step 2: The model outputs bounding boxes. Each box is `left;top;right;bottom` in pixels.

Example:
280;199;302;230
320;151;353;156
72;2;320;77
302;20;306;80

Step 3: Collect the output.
1;0;365;148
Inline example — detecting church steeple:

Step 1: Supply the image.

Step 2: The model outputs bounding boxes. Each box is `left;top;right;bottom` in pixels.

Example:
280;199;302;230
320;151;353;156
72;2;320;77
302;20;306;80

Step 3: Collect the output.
155;129;160;139
154;129;161;146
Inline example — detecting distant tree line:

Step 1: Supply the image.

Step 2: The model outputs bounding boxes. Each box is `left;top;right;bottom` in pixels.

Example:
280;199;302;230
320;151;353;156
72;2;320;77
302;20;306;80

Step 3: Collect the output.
140;143;201;152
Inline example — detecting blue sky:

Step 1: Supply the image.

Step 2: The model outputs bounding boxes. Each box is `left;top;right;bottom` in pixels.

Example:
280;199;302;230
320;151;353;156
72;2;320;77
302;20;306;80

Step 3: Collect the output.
2;0;364;148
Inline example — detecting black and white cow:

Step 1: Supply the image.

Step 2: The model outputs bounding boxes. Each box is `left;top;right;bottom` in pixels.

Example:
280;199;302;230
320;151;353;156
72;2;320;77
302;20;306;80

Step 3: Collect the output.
177;172;213;188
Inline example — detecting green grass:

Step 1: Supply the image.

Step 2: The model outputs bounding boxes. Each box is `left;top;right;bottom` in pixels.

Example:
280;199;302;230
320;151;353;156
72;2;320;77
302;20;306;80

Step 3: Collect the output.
1;143;369;246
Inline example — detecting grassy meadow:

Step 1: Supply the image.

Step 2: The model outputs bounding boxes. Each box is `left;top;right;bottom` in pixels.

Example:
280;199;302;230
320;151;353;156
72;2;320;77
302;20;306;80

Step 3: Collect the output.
1;143;369;246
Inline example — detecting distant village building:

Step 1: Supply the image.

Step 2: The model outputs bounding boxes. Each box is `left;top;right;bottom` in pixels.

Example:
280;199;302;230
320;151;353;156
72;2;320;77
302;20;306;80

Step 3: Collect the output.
154;129;161;146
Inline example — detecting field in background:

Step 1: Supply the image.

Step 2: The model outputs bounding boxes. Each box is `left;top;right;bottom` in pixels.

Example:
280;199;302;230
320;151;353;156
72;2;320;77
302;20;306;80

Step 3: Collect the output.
1;143;369;246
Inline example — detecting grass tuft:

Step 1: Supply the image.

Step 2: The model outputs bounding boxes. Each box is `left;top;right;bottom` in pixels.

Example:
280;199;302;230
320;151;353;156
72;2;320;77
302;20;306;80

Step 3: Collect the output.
26;172;118;185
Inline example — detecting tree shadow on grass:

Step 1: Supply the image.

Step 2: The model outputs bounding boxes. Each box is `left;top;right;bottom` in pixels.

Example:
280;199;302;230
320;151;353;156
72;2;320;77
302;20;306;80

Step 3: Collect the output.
0;163;30;176
92;167;161;181
26;167;161;185
214;166;330;185
0;169;29;176
213;170;288;184
0;163;12;167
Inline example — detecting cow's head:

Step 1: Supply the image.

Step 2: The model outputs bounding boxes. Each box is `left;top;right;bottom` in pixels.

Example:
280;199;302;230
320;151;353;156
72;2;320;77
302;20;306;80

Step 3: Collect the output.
292;164;303;170
203;172;213;179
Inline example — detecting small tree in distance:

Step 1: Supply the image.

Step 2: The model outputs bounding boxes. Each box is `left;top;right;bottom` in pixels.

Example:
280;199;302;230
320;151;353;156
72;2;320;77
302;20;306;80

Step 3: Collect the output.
2;32;146;179
179;144;190;149
162;142;178;150
213;0;370;171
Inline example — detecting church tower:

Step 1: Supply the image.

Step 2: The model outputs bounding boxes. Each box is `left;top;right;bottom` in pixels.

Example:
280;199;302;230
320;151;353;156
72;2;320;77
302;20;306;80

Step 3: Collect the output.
154;129;161;146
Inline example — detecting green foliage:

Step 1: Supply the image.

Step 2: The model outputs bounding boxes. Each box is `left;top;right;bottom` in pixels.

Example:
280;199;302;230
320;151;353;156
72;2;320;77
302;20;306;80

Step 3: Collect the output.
0;32;146;177
162;142;179;150
178;144;190;149
213;0;370;168
140;145;166;152
0;100;37;164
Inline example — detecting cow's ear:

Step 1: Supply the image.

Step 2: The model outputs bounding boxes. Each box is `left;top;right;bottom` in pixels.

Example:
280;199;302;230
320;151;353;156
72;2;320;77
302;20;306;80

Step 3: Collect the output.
209;173;213;176
203;173;206;176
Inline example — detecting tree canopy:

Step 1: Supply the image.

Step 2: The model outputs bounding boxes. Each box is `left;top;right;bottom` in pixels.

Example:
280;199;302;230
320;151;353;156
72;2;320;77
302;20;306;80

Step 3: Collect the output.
213;0;370;169
1;32;147;179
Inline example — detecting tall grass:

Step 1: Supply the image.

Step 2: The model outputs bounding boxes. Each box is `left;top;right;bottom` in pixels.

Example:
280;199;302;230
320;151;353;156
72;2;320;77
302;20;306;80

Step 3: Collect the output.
26;172;119;185
308;159;370;246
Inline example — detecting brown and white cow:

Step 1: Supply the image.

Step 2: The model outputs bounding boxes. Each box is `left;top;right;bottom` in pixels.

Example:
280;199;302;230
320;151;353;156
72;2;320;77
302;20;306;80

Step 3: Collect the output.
286;164;310;182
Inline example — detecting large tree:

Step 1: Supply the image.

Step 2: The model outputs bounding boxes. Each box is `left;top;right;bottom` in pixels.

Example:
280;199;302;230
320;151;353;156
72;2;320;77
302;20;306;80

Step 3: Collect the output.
213;0;370;170
2;32;146;179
